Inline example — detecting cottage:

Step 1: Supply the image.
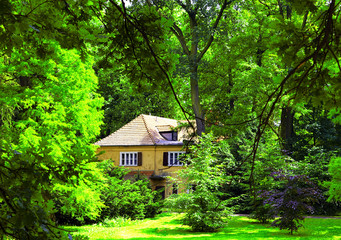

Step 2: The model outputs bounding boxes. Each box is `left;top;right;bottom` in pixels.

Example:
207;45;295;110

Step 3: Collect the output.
95;114;192;198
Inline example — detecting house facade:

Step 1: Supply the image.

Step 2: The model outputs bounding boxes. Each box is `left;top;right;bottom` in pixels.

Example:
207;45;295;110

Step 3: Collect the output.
95;114;191;198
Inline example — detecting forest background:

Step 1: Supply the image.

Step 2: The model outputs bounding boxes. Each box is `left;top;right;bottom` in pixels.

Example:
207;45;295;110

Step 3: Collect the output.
0;0;340;239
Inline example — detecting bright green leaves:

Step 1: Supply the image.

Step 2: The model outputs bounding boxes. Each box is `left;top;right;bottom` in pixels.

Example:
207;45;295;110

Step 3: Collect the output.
53;162;106;222
327;157;341;202
0;38;103;238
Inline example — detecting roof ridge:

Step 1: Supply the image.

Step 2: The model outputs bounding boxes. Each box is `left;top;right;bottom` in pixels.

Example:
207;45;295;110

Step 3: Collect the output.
141;114;156;145
142;114;178;121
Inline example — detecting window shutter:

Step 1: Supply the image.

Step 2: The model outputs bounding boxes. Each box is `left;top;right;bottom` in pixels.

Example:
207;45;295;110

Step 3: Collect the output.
138;152;142;166
163;152;168;166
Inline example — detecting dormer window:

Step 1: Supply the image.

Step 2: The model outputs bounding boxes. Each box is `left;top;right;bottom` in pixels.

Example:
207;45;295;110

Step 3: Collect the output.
160;131;178;141
157;125;178;141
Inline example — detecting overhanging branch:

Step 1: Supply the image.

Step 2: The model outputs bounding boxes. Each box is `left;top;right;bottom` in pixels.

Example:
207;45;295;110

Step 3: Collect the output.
198;0;234;61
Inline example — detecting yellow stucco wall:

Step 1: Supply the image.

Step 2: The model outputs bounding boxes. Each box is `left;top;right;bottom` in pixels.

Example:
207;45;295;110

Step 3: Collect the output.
97;145;185;198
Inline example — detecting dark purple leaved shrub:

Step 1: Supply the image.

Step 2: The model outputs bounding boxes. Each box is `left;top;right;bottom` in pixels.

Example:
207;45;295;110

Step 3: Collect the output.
259;172;324;234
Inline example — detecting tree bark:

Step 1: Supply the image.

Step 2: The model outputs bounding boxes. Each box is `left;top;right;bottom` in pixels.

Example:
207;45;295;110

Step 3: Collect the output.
189;61;205;136
169;0;230;136
280;106;295;153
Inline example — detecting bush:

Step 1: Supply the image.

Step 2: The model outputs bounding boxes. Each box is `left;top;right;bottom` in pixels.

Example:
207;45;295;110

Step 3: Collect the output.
68;234;90;240
260;173;324;234
102;217;133;227
53;162;106;225
167;192;231;232
98;160;162;220
54;160;162;225
250;201;276;223
327;156;341;202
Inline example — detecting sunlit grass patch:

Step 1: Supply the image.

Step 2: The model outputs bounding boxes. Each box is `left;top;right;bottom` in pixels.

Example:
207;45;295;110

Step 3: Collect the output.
63;213;341;240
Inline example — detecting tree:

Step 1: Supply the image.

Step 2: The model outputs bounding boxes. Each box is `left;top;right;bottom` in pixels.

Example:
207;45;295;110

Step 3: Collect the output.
1;1;340;237
0;38;103;238
166;133;233;232
96;0;235;136
94;62;182;139
97;160;162;220
260;173;324;235
157;0;234;135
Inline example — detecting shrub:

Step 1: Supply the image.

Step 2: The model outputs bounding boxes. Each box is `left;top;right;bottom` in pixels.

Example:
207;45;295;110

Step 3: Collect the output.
68;234;90;240
170;192;231;232
260;173;324;234
327;156;341;202
98;160;162;220
102;217;133;227
54;160;162;225
250;201;276;223
53;162;106;225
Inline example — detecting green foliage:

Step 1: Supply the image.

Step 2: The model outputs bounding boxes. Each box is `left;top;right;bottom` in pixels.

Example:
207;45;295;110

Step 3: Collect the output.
53;162;106;224
98;160;162;221
250;202;276;224
166;133;233;232
55;160;162;225
224;127;290;214
69;234;90;240
1;0;340;237
291;106;341;161
95;67;181;139
287;105;341;214
327;157;341;202
0;0;101;56
101;217;134;228
0;41;103;238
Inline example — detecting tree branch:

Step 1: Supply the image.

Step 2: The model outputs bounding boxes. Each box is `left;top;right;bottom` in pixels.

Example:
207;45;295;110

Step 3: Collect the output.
108;0;195;132
198;0;234;61
171;23;190;55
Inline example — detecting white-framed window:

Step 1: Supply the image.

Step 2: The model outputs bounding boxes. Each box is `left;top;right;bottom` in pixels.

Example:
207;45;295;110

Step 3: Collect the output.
120;152;138;166
168;151;185;166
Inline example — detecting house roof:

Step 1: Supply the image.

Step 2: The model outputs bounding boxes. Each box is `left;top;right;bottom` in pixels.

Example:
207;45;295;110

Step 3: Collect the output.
156;125;173;132
95;114;185;146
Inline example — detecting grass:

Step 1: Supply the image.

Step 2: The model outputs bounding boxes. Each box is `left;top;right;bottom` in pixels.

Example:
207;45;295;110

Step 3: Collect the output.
63;213;341;240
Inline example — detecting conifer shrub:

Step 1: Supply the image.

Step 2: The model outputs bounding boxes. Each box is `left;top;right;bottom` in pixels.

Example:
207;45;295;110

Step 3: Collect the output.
166;134;233;232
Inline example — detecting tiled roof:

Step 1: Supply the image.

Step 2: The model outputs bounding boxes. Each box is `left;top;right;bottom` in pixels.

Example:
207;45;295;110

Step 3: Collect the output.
156;125;173;132
95;114;184;146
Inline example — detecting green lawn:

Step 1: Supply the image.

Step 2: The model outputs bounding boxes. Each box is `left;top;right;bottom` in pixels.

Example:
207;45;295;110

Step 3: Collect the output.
64;213;341;240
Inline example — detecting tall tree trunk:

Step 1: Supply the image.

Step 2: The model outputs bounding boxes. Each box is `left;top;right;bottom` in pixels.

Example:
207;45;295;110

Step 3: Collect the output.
190;61;205;136
280;106;295;153
188;10;205;136
167;0;229;136
279;3;294;153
